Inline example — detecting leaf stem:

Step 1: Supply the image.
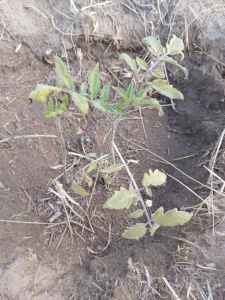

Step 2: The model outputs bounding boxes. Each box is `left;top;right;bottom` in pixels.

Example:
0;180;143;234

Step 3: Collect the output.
109;115;122;163
112;142;152;227
55;117;70;186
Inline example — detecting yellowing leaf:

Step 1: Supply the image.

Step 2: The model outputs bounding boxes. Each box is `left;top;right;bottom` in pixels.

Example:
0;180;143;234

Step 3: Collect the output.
122;223;147;240
146;199;152;207
166;35;184;56
88;64;100;98
71;182;88;196
151;69;165;78
54;56;74;90
142;169;167;187
103;186;139;210
143;36;163;57
101;163;123;174
128;209;143;218
119;53;137;73
29;84;61;103
136;98;164;117
70;91;89;115
136;57;148;70
163;56;188;79
150;223;160;236
86;163;97;173
102;175;112;184
150;79;184;100
152;206;193;226
146;187;152;197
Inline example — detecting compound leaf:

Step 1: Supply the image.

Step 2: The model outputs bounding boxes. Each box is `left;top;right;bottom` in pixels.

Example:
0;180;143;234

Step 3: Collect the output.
103;186;139;210
29;84;62;104
152;206;193;226
100;81;111;102
101;163;123;174
119;53;137;74
54;56;74;90
70;91;89;115
151;69;165;79
88;64;100;98
142;169;167;187
150;79;184;100
86;163;97;173
150;223;160;236
128;209;143;219
163;56;188;79
136;57;148;70
122;223;147;240
143;36;163;57
135;98;164;117
71;182;88;196
167;35;184;56
93;100;124;114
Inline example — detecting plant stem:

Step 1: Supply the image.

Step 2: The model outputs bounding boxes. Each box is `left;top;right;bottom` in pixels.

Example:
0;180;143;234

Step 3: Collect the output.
55;117;70;186
109;115;122;163
112;142;152;227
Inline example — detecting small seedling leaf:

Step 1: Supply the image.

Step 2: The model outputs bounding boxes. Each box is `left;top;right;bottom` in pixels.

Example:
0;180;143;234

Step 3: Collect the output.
143;36;163;57
101;163;123;174
185;250;190;255
152;206;193;226
54;56;75;90
167;35;184;56
100;81;111;102
70;91;89;115
142;169;167;187
150;79;184;100
146;187;152;197
136;57;148;70
88;64;100;98
29;84;61;103
93;100;124;114
151;69;165;79
71;182;89;196
136;98;164;117
122;223;147;240
163;56;188;79
184;256;189;261
103;186;139;210
119;53;137;73
80;82;87;94
86;163;97;173
128;209;143;219
150;223;160;236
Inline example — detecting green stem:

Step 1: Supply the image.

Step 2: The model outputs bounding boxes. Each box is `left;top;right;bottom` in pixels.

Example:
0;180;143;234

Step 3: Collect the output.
55;117;70;186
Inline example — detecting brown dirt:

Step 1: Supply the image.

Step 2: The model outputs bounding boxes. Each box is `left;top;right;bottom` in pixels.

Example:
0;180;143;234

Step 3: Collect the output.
0;0;225;299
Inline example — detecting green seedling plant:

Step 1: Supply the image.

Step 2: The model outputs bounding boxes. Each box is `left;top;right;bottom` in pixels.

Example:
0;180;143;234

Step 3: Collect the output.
29;34;192;239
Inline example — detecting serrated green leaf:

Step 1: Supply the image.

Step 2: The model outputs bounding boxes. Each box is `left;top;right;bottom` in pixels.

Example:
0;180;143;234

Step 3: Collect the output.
150;223;160;236
116;99;124;110
143;36;163;57
151;69;165;79
150;79;184;100
146;187;152;197
54;56;74;90
166;35;184;56
101;163;123;174
29;84;62;103
136;86;150;99
142;169;167;187
163;56;188;79
88;64;100;98
119;53;137;73
70;91;89;115
128;209;143;219
86;163;97;173
43;110;57;118
93;99;124;114
100;81;111;102
152;206;193;226
112;86;130;104
136;57;148;70
126;81;133;100
71;182;89;196
102;175;112;184
135;98;164;117
80;82;87;94
122;223;147;240
103;186;139;210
